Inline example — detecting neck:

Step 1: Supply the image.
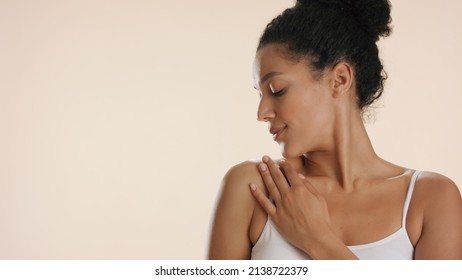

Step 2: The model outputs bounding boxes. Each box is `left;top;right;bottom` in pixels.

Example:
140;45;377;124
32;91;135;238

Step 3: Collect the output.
301;103;383;192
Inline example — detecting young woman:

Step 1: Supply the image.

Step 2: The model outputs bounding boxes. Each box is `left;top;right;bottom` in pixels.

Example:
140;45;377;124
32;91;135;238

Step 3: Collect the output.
208;0;462;260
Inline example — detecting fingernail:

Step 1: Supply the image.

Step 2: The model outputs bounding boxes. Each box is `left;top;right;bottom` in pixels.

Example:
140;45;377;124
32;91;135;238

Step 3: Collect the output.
250;183;257;192
262;155;269;163
259;163;267;171
298;173;305;179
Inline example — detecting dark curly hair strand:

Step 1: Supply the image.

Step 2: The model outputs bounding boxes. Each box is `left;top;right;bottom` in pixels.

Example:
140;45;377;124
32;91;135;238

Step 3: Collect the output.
258;0;392;110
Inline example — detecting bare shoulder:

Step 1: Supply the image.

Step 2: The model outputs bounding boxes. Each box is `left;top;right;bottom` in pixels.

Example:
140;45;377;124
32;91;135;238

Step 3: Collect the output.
208;161;265;259
413;171;462;259
220;160;267;195
413;171;462;216
216;160;268;211
415;171;461;204
223;161;262;185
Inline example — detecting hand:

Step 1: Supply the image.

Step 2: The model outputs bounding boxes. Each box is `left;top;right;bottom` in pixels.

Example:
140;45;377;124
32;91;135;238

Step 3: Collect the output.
249;156;333;254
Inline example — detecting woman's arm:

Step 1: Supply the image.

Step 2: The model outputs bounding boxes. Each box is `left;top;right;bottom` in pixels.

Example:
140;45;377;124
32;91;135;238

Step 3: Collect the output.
208;161;263;259
414;173;462;259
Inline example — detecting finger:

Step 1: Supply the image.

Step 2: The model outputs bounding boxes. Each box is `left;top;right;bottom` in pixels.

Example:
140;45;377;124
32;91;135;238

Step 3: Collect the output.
279;161;320;196
263;156;290;194
258;162;281;202
300;176;321;196
249;183;276;217
279;160;306;189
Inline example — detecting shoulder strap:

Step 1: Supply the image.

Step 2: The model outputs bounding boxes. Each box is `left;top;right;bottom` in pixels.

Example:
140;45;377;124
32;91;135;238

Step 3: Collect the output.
402;170;422;226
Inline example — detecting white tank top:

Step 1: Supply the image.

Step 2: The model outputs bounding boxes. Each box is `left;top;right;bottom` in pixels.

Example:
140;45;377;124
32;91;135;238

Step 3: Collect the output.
251;170;421;260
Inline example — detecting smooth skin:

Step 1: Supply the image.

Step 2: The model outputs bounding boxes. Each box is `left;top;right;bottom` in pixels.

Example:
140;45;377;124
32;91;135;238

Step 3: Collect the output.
208;44;462;260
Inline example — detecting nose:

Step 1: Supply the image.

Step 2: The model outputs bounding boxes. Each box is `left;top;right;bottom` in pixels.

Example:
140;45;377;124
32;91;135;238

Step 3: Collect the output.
257;97;276;122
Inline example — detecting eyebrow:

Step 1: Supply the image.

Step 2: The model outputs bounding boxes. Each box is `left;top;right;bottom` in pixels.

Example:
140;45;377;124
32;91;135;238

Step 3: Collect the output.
254;71;284;89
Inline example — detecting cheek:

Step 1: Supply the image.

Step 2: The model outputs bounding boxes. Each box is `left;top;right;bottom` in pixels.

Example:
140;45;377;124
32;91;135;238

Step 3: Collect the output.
293;96;327;132
302;89;333;126
290;93;334;147
276;88;333;156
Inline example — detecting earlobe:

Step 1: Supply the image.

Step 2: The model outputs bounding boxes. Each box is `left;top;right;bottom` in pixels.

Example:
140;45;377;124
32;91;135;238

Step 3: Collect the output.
332;62;353;98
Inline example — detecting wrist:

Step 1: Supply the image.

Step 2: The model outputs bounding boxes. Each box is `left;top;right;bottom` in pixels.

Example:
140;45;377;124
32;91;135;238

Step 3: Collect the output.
302;229;358;260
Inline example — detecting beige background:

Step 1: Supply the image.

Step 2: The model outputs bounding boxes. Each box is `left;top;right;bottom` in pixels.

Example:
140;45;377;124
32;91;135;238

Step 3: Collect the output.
0;0;461;259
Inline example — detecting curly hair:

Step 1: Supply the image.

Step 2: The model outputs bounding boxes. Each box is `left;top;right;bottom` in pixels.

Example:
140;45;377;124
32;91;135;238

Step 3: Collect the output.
258;0;392;110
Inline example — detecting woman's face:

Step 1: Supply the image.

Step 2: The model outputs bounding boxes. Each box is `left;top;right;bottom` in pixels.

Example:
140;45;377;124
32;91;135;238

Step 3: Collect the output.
253;44;336;158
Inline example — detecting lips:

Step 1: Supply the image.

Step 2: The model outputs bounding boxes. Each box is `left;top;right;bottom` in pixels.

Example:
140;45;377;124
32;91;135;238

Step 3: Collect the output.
270;126;287;141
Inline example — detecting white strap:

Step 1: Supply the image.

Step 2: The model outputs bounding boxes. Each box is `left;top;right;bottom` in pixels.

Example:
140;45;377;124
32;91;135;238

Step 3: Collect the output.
402;170;422;226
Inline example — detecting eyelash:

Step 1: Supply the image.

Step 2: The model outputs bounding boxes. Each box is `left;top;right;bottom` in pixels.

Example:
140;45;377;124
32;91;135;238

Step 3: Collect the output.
256;88;286;99
272;89;286;97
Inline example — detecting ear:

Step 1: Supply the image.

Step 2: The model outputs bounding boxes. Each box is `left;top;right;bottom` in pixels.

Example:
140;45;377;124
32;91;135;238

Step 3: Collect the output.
331;62;353;98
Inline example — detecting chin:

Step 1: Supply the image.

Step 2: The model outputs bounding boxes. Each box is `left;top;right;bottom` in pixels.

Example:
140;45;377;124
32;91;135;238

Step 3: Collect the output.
279;143;304;159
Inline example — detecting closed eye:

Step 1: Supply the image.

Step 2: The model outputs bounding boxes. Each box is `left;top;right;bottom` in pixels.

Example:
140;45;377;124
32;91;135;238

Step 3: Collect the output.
272;88;286;97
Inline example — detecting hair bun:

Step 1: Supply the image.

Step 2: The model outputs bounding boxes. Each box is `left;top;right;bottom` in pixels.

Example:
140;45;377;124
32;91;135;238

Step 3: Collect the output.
296;0;392;41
